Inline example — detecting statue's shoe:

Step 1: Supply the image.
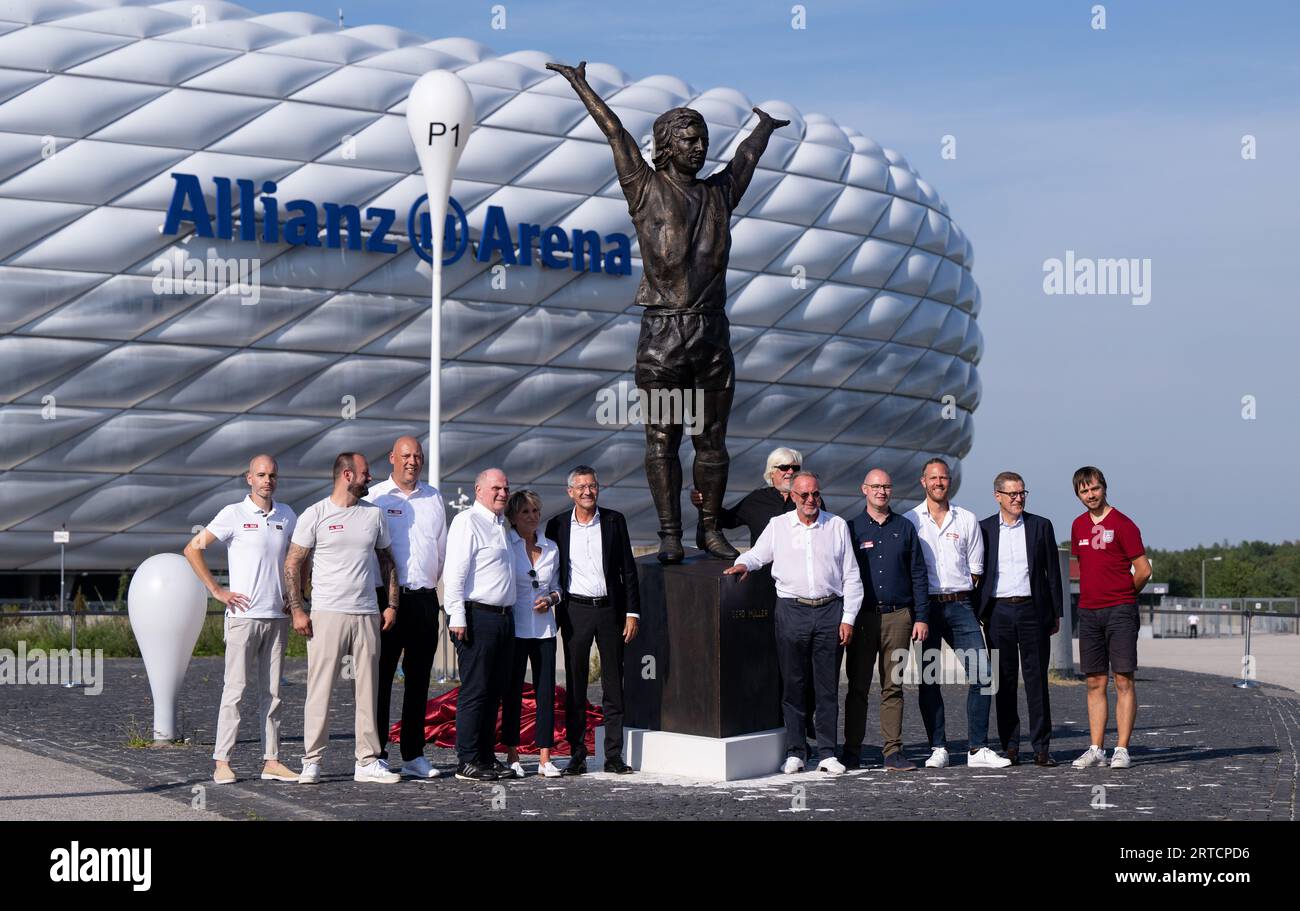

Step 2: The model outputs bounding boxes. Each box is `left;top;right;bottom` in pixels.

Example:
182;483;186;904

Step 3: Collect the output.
701;529;739;561
657;533;684;564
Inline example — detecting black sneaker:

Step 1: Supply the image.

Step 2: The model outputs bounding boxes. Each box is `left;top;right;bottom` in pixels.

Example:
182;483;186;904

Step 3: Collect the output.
490;759;517;779
563;758;587;776
454;762;498;781
604;759;634;774
883;752;917;772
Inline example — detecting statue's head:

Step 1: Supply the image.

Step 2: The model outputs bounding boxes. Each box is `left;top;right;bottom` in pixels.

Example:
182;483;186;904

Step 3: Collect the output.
652;107;709;175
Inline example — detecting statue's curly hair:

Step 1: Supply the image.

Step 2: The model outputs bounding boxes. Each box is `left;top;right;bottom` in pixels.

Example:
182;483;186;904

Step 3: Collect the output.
651;107;708;171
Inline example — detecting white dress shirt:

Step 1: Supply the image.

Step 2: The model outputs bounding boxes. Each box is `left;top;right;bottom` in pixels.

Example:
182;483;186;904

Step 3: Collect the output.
734;510;864;624
993;516;1032;598
908;502;985;593
206;496;297;619
443;501;514;628
364;477;448;590
509;528;559;639
568;509;607;598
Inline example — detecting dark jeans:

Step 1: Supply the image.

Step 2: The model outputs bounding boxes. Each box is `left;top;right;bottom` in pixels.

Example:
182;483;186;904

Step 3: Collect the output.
918;597;992;750
774;597;842;762
560;601;625;761
377;588;440;763
987;599;1053;755
452;607;514;766
502;637;557;749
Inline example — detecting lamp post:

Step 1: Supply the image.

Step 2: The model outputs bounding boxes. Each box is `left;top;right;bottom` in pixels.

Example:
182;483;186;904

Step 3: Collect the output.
1200;555;1221;601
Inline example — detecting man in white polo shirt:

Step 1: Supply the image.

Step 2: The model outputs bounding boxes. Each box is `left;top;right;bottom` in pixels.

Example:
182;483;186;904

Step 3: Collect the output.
907;457;1009;770
284;452;401;785
184;454;298;786
724;471;863;775
365;435;447;780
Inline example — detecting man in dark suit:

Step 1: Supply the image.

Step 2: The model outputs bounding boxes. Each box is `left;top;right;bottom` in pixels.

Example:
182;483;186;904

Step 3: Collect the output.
545;465;640;775
976;471;1063;767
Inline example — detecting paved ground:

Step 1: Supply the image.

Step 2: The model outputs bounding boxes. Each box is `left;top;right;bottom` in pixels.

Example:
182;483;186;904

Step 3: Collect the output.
1101;633;1300;693
0;657;1294;821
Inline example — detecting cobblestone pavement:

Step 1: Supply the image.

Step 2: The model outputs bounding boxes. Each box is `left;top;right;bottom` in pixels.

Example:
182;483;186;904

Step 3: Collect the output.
0;658;1294;821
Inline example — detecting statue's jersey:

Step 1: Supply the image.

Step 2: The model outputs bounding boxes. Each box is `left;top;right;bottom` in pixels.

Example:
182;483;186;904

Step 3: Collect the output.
617;156;740;312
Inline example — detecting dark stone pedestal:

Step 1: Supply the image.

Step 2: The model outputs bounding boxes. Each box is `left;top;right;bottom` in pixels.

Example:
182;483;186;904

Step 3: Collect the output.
625;551;781;739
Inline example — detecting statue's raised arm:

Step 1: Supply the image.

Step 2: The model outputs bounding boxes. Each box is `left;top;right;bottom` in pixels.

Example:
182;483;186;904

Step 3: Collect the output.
719;106;791;202
547;60;646;180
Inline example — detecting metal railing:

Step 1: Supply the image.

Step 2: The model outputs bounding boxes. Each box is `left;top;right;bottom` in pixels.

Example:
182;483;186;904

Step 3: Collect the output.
1148;598;1299;638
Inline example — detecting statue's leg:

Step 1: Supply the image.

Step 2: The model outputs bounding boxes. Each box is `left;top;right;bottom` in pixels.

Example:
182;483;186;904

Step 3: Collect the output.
693;386;739;560
644;415;685;564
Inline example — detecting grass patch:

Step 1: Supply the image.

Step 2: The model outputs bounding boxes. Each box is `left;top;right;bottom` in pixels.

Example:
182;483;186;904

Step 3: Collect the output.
1049;669;1086;685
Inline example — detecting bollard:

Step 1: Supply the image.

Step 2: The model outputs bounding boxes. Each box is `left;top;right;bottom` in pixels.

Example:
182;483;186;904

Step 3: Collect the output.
1233;608;1259;689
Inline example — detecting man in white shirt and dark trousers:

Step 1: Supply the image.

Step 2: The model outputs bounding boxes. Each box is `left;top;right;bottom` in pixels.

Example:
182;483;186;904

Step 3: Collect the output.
284;452;401;785
367;435;447;780
725;471;863;774
444;468;517;782
184;454;299;785
907;458;1010;770
545;466;640;776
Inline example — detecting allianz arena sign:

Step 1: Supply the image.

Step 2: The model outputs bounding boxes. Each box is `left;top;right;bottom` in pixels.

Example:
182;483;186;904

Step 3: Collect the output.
160;172;635;274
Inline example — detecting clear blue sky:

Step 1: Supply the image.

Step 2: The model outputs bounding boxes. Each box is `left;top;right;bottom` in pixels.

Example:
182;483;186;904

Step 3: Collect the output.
241;0;1300;552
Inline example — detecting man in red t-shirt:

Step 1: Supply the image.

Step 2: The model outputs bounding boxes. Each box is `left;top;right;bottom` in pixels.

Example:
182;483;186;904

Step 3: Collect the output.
1069;466;1151;770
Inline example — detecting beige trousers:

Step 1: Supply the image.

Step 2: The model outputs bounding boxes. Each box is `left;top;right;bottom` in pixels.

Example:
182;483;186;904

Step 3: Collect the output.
302;610;383;766
213;616;289;762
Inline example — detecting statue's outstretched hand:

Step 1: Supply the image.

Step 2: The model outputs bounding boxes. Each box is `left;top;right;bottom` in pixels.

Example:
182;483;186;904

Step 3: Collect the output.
546;60;587;83
753;106;791;129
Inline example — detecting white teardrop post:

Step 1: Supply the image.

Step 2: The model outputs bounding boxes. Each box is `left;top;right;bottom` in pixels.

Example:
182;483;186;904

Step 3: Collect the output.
405;71;474;489
127;553;208;742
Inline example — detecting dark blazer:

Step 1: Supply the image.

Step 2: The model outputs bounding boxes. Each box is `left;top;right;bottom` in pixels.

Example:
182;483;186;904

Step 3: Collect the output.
975;511;1063;627
544;506;641;620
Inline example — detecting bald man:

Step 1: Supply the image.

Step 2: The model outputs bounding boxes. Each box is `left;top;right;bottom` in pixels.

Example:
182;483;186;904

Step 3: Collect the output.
185;454;299;785
365;436;448;779
443;468;516;781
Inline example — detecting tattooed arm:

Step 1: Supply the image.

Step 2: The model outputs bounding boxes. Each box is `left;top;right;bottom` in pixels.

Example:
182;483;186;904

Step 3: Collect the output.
377;546;399;631
284;543;313;637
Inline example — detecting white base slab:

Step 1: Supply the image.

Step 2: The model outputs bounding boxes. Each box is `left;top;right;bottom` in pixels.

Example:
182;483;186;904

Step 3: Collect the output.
593;725;786;781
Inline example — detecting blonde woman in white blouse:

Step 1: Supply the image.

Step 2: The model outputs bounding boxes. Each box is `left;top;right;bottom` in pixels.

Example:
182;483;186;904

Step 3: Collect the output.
502;490;564;778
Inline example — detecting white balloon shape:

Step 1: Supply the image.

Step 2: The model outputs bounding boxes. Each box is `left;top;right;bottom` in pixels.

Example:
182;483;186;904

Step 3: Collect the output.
405;69;474;490
127;553;208;742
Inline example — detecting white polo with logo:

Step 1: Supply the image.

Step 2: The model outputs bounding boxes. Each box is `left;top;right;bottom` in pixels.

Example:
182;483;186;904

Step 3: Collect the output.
206;496;297;619
291;498;391;614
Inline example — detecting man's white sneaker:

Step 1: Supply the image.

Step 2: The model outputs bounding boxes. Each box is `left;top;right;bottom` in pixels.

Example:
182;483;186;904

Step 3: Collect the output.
1109;747;1132;769
298;762;321;784
817;757;847;775
400;756;441;779
967;747;1012;769
539;761;562;778
781;756;806;774
354;760;401;784
1072;746;1109;769
924;747;949;769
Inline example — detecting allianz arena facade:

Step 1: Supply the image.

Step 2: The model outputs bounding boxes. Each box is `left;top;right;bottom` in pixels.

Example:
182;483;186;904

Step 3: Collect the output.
0;0;982;571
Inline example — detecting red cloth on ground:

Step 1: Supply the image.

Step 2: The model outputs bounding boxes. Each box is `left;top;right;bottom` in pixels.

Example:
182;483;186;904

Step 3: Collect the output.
388;684;602;756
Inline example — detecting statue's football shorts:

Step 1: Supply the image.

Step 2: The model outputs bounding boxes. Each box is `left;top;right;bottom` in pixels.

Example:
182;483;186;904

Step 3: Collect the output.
634;308;735;392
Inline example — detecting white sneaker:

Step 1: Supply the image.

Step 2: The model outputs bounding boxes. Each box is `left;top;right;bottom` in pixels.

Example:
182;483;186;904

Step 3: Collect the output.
924;747;949;769
509;761;527;779
967;747;1012;769
817;756;847;775
1109;747;1132;769
298;762;321;784
539;761;562;778
781;756;806;774
400;756;441;779
354;760;401;784
1072;746;1109;769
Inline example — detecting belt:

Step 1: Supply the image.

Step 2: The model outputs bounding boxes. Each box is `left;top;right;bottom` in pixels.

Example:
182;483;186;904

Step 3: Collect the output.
567;594;610;607
400;586;436;594
792;595;838;607
996;596;1032;604
465;600;511;615
933;591;972;603
871;603;910;614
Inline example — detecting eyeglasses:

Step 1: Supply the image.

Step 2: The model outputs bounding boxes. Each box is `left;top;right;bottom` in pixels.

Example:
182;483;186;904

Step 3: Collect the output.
997;490;1028;500
774;464;800;472
570;484;598;492
527;569;539;589
793;490;821;500
865;484;892;491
